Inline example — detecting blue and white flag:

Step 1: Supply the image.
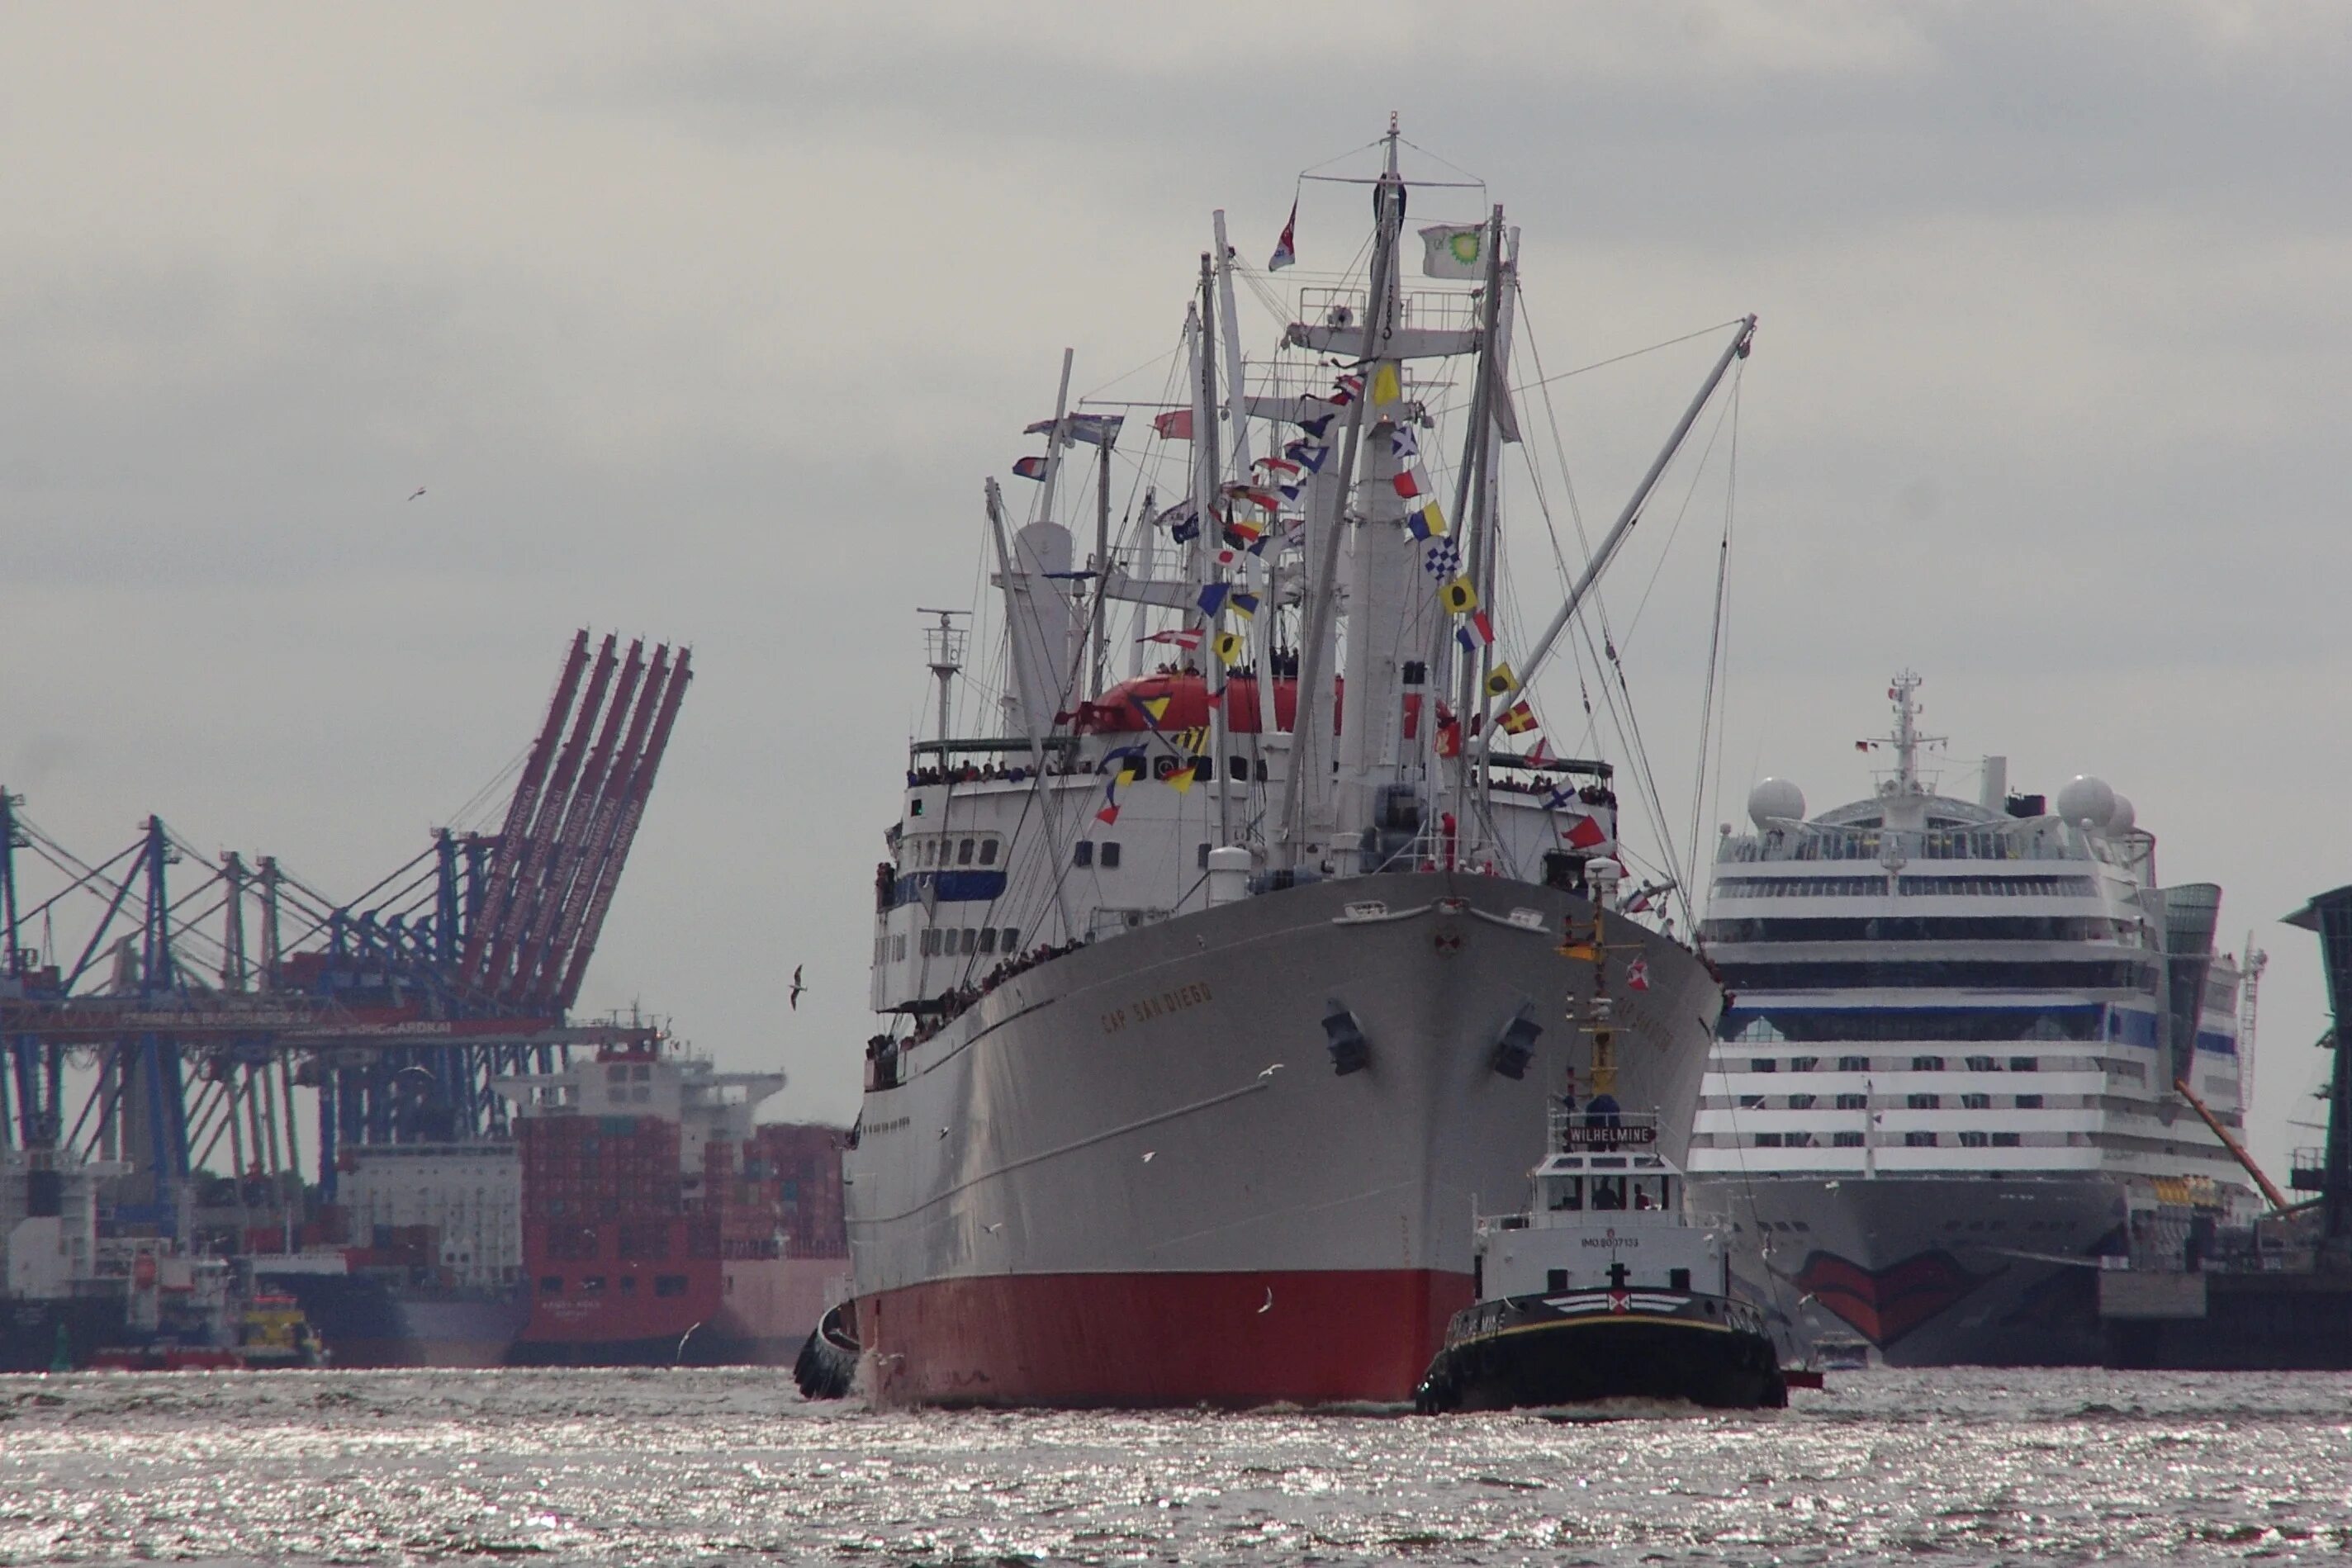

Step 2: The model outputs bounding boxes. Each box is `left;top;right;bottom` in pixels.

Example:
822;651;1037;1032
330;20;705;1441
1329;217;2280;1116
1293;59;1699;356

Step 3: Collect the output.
1423;538;1462;579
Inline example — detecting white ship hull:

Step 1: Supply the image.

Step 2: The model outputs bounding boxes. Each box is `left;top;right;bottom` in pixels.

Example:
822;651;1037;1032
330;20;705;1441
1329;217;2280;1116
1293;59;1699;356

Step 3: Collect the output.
1690;1172;2129;1366
843;872;1721;1406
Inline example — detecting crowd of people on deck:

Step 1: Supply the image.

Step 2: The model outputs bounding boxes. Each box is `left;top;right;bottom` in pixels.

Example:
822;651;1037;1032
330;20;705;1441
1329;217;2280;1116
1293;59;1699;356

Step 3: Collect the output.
1488;775;1619;808
897;936;1092;1049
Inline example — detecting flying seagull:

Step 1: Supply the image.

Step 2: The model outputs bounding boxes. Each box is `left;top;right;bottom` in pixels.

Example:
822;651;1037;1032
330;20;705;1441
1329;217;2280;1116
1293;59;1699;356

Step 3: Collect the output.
790;965;805;1009
1258;1063;1285;1079
407;487;426;500
1141;1150;1156;1163
938;1125;950;1139
1258;1286;1274;1314
984;1222;1003;1234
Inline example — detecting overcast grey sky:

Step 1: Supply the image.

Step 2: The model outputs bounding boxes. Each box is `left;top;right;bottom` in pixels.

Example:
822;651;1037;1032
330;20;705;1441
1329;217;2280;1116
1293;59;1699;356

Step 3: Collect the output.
4;2;2347;1173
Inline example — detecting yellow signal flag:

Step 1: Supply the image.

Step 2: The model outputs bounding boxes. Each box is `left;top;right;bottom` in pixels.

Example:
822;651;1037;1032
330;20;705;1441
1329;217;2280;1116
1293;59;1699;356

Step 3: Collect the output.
1165;765;1197;794
1371;362;1401;407
1484;662;1520;699
1214;630;1246;666
1439;576;1479;615
1499;699;1539;734
1139;694;1171;726
1419;501;1449;538
1117;765;1140;786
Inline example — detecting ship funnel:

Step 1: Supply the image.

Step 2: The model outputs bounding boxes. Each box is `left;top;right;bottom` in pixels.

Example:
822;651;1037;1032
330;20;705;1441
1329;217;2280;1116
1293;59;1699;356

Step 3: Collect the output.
1979;756;2008;812
1001;520;1079;742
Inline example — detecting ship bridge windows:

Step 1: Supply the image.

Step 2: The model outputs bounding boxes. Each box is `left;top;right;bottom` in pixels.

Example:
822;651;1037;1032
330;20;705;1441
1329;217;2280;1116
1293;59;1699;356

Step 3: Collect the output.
1702;915;2114;943
1835;1092;1867;1111
1719;1008;2103;1044
1714;958;2147;991
1911;1056;1945;1072
1838;1054;1870;1072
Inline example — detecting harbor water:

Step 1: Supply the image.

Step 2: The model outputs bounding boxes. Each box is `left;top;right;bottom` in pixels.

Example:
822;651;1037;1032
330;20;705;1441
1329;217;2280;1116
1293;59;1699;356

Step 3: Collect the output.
2;1368;2347;1563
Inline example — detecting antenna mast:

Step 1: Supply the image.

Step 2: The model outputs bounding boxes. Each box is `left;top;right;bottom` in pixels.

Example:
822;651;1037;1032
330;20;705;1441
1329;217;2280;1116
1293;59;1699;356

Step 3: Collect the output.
918;609;969;743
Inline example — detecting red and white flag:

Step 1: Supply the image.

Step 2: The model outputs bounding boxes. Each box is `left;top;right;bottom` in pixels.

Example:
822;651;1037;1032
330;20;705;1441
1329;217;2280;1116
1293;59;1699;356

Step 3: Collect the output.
1626;957;1650;991
1561;813;1610;850
1268;198;1297;272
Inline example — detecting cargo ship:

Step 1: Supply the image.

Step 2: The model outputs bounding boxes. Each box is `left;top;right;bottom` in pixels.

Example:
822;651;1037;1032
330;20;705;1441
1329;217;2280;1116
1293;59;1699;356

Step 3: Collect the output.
835;126;1749;1407
1686;675;2256;1364
244;1050;850;1368
500;1041;847;1365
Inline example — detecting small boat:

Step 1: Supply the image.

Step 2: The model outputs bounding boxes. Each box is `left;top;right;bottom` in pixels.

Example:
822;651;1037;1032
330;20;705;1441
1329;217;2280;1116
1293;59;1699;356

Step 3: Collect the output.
1415;1110;1785;1411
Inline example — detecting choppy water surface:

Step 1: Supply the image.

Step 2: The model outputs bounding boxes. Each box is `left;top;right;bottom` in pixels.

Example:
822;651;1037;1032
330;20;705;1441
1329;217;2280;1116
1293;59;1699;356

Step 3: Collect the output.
2;1369;2348;1565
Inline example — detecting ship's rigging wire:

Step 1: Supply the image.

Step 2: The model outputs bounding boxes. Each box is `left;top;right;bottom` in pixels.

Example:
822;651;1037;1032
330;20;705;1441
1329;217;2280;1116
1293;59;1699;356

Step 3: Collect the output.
1688;376;1743;910
1507;291;1738;931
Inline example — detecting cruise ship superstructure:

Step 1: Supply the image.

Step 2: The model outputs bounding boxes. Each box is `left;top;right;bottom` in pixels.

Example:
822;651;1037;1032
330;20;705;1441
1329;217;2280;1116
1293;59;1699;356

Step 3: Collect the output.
1687;675;2255;1365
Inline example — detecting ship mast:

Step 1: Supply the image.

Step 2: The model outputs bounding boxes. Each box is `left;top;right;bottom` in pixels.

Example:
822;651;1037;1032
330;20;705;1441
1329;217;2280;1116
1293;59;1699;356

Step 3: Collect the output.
1275;118;1406;869
1211;209;1280;751
1448;204;1508;864
1875;670;1942;833
1196;252;1231;848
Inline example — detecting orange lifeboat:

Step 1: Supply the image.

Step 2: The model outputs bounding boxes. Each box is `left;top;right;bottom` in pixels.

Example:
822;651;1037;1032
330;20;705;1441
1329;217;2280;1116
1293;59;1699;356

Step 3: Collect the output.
1073;673;1342;737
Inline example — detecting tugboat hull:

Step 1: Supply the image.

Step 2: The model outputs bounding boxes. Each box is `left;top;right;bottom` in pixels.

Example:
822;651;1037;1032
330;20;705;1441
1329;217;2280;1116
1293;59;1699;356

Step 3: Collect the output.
1416;1291;1786;1412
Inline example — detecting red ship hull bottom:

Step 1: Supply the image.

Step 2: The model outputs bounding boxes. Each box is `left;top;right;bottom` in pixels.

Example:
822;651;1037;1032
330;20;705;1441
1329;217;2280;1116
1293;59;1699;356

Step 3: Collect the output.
854;1268;1472;1408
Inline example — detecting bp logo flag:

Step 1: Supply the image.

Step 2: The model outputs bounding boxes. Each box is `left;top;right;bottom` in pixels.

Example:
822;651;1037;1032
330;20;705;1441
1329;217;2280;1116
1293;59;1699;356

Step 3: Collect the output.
1420;223;1486;279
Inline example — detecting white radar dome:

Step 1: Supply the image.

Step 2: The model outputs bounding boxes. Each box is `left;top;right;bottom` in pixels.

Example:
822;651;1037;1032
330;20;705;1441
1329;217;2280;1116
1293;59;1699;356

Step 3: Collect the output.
2104;793;2136;837
1747;778;1805;829
2056;775;2116;830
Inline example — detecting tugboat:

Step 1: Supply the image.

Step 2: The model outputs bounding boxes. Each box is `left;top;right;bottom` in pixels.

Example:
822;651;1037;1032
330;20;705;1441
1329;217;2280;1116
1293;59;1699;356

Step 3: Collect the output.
1415;1110;1786;1411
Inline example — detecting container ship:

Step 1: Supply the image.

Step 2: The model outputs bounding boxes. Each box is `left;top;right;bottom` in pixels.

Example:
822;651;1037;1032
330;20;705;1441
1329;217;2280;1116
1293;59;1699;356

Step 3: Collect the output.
835;126;1749;1407
500;1041;847;1365
239;1049;849;1368
1686;675;2255;1365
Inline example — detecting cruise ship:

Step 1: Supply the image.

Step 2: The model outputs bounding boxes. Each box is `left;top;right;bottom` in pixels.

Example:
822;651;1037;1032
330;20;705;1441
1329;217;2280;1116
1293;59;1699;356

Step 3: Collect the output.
1686;675;2255;1366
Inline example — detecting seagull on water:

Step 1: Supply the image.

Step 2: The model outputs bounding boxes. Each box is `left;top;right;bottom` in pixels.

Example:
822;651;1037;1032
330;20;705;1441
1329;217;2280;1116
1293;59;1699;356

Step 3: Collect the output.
790;966;805;1009
1258;1287;1274;1314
